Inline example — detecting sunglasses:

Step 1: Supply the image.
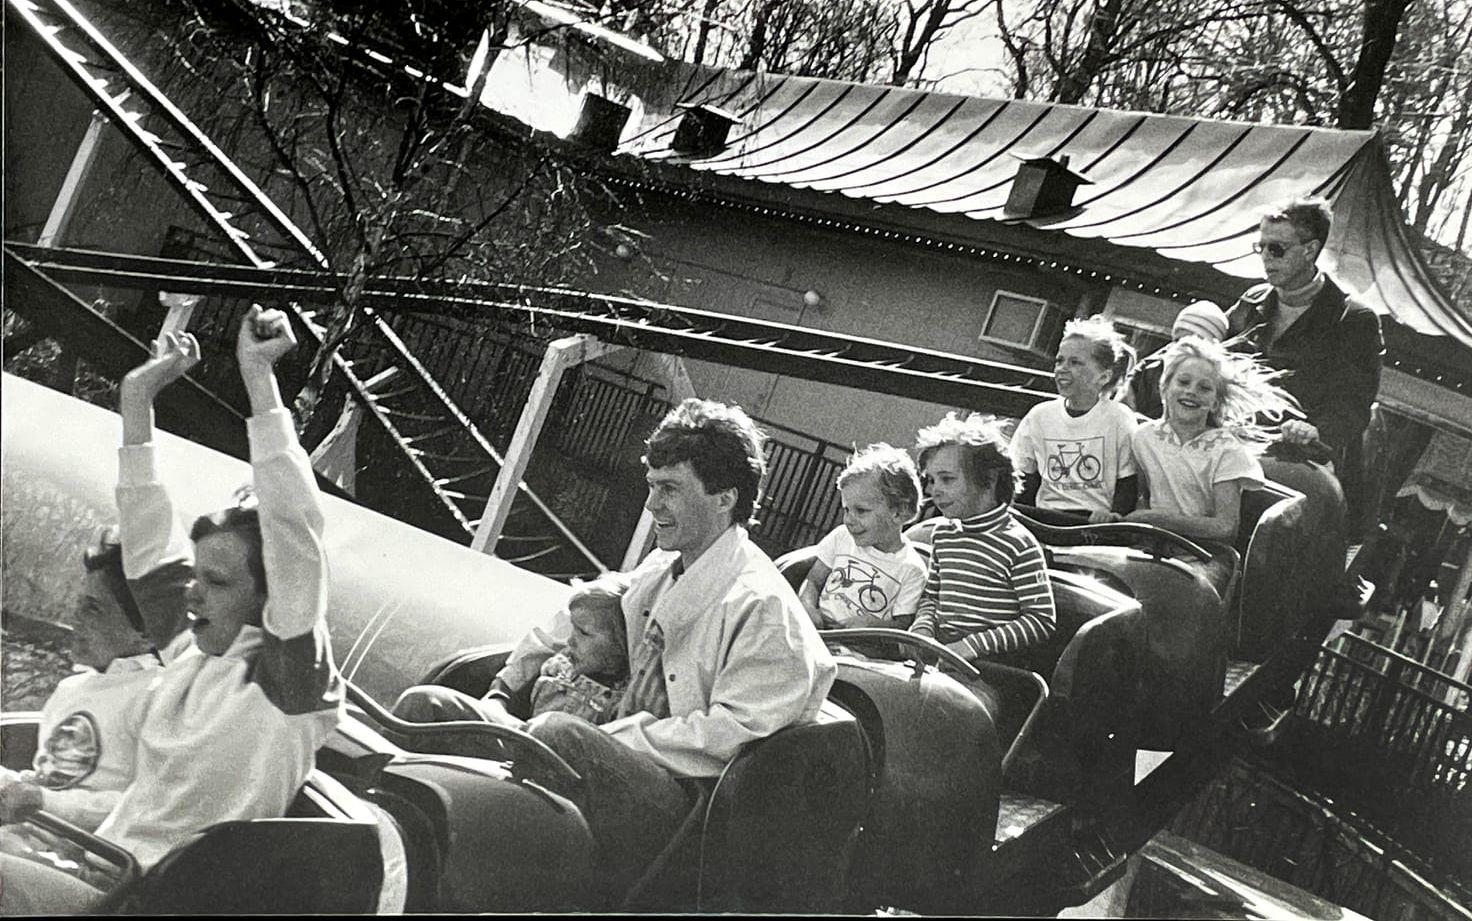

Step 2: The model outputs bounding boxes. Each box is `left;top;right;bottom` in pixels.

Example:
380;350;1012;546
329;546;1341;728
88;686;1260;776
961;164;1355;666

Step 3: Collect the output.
1252;240;1312;258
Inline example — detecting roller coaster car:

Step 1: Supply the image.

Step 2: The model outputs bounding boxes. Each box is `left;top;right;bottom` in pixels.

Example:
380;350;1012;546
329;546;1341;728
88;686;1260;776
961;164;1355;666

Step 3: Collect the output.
0;714;385;915
1006;452;1347;750
772;554;1146;913
329;668;870;912
407;606;1142;915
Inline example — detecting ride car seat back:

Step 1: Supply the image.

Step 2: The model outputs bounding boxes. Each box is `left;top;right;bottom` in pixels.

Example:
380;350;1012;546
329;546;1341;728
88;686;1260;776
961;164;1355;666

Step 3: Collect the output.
697;699;868;912
0;712;40;772
1003;602;1144;811
1237;457;1347;659
774;544;820;594
418;644;514;699
321;717;597;912
829;656;1003;914
1236;482;1295;557
97;771;382;915
1048;546;1226;751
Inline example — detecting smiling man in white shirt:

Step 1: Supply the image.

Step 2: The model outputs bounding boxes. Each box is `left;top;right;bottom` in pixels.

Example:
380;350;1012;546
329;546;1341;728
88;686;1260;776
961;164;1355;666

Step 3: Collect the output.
508;399;837;907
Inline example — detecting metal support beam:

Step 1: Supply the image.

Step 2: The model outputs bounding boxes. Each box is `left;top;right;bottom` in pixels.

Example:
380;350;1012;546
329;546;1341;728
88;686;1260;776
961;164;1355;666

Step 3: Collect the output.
621;354;698;570
38;111;107;247
470;333;621;559
38;110;107;395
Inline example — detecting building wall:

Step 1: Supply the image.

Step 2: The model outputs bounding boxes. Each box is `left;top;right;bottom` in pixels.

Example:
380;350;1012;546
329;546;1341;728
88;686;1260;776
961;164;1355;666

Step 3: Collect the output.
580;196;1098;449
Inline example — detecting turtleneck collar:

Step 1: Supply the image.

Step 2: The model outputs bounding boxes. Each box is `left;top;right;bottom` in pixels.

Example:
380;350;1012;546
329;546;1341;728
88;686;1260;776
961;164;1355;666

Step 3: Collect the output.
955;503;1010;533
1276;271;1325;308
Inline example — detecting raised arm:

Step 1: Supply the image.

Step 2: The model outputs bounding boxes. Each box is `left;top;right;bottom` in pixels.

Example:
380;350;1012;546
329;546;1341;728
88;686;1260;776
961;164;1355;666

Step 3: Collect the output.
115;334;200;649
236;306;339;714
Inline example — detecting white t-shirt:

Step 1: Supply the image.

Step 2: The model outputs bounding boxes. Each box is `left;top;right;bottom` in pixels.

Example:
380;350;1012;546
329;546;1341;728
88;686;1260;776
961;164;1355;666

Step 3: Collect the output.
1011;398;1138;513
813;526;928;625
1131;419;1263;517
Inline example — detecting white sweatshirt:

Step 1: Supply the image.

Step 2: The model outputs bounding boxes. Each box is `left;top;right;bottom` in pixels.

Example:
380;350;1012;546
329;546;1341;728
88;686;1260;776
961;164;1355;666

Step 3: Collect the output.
23;653;160;831
97;408;344;870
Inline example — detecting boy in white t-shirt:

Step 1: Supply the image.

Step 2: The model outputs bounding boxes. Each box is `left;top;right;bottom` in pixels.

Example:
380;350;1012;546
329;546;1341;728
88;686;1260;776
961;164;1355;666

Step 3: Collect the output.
799;444;928;629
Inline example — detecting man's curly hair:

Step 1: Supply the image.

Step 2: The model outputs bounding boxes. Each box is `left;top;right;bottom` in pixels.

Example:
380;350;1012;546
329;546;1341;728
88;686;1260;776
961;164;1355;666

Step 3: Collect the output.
645;398;768;526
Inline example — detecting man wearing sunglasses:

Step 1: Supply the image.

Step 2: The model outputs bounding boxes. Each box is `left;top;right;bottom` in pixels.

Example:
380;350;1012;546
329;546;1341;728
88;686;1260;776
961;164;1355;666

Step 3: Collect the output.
1227;196;1384;527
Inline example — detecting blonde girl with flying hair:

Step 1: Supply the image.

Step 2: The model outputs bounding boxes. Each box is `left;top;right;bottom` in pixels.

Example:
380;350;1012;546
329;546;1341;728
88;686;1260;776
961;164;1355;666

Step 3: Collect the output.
1118;335;1298;542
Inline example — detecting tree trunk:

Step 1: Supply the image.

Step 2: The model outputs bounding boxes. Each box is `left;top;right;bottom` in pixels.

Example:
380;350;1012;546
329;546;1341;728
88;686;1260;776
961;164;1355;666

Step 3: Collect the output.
738;1;777;71
691;0;721;64
892;0;950;85
1412;101;1472;232
1335;0;1414;129
1054;0;1124;104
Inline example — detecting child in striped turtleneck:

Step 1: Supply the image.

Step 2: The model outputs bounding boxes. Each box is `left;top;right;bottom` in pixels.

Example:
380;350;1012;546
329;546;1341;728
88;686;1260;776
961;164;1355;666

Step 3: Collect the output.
909;413;1056;663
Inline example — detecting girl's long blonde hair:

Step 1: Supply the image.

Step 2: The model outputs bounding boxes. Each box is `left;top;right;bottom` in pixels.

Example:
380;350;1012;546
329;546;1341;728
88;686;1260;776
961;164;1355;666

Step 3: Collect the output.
1158;336;1299;447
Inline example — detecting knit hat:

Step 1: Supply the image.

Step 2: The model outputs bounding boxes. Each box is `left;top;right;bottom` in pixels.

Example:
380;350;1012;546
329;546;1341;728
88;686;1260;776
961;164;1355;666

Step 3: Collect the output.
1173;300;1229;341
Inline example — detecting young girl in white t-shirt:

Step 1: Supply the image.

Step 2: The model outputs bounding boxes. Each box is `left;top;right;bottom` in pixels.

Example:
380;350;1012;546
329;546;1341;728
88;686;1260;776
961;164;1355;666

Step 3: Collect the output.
800;444;928;629
1012;316;1139;522
1119;336;1297;542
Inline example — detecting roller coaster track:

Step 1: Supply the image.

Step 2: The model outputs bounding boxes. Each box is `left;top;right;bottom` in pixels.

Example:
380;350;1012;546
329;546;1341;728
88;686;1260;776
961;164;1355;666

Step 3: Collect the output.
4;244;1059;417
7;0;602;577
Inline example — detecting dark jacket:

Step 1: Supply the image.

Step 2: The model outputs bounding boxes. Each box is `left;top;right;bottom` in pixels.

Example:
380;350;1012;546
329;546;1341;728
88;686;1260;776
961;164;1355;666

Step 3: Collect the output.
1128;351;1167;419
1226;276;1384;478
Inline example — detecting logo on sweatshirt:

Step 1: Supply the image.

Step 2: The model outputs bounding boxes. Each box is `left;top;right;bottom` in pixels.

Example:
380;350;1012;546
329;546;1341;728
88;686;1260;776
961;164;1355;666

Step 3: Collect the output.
34;712;101;789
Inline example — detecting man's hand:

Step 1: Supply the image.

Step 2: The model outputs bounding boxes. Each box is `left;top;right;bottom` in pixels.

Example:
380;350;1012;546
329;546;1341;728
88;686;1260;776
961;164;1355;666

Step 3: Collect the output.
1088;510;1122;524
121;332;201;405
1280;419;1320;445
0;775;44;824
236;305;296;371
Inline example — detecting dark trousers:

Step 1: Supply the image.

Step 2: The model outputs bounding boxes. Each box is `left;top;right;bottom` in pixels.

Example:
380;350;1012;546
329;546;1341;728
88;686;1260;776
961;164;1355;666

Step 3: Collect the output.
526;712;695;907
393;687;696;907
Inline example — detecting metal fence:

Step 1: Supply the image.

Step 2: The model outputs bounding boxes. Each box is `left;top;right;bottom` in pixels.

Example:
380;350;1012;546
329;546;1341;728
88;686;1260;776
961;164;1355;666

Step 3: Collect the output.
1147;758;1472;921
1284;632;1472;884
381;310;853;560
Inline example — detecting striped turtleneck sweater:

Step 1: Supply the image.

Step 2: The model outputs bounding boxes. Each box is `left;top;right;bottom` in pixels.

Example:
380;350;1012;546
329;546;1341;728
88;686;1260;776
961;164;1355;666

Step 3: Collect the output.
910;504;1056;660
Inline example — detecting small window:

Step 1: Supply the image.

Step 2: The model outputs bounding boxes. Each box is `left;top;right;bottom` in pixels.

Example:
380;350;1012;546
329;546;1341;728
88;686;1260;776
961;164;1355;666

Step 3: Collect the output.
979;290;1063;353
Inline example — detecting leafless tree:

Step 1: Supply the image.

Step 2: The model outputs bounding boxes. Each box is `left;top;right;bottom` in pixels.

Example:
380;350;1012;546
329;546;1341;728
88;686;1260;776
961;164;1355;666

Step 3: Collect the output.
81;0;633;429
987;0;1472;250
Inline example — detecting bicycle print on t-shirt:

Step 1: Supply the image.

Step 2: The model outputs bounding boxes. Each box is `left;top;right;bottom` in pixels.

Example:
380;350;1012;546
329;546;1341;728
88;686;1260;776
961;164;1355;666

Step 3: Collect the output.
1044;437;1104;491
821;557;903;618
